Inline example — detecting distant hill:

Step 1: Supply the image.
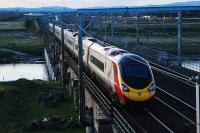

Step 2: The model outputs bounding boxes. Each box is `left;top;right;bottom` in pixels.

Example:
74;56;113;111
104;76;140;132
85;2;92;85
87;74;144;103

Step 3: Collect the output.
0;6;76;13
84;1;200;9
0;1;200;13
139;1;200;7
162;1;200;6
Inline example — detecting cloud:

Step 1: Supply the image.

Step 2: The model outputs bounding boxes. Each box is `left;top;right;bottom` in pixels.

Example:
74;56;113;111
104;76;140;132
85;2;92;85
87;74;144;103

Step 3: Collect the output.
0;0;192;8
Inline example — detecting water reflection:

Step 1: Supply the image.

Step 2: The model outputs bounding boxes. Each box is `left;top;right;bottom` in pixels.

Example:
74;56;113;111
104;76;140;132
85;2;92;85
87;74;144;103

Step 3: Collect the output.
0;63;48;81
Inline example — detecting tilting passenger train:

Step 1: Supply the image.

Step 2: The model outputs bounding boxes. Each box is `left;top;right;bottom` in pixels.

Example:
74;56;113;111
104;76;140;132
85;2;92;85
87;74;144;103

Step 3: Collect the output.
49;23;155;105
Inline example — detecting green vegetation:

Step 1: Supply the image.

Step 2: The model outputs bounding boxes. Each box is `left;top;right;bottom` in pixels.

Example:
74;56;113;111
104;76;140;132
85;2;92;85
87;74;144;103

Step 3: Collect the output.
24;19;36;31
0;79;84;133
107;36;200;56
0;35;44;56
0;21;26;30
94;18;200;55
0;50;15;59
0;20;43;60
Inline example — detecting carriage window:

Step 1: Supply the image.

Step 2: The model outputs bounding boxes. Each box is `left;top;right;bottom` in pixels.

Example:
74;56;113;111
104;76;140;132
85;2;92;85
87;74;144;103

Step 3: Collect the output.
90;55;104;72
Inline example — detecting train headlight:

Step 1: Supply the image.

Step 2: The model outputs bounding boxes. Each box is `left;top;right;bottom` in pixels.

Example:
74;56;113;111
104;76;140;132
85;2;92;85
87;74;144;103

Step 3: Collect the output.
148;84;155;92
121;85;130;92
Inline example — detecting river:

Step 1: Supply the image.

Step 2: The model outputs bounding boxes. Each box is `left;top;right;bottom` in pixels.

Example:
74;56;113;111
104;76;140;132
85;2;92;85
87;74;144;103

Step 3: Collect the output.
0;63;48;81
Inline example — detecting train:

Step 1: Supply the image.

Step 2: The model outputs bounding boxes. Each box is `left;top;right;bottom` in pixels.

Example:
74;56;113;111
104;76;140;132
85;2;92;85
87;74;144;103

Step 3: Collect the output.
49;23;155;105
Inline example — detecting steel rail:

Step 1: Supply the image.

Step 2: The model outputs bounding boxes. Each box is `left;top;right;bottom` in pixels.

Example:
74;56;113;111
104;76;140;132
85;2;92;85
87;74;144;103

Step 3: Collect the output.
156;86;196;110
145;109;175;133
155;97;195;124
63;38;185;133
66;52;144;133
152;66;195;87
69;58;111;114
149;61;192;80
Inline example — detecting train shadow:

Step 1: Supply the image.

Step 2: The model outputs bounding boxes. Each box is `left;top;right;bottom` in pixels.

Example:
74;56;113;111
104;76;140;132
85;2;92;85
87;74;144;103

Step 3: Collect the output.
124;98;155;112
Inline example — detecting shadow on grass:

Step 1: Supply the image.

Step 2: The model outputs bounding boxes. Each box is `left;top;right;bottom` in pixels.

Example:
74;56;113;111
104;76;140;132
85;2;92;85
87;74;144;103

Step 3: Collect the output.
0;79;84;133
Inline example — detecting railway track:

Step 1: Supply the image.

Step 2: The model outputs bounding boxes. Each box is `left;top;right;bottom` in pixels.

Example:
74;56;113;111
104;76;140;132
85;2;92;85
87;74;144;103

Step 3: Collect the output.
156;86;196;122
62;40;198;132
49;24;200;132
150;62;195;88
129;48;197;132
147;98;196;133
65;50;183;133
126;86;196;133
65;51;146;133
149;61;196;132
67;49;197;133
127;107;176;133
148;62;196;132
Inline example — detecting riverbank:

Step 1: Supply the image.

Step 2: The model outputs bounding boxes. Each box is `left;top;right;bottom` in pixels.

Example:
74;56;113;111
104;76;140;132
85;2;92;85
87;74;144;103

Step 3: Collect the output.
0;48;44;63
0;33;44;56
0;33;44;63
0;79;84;133
0;19;44;62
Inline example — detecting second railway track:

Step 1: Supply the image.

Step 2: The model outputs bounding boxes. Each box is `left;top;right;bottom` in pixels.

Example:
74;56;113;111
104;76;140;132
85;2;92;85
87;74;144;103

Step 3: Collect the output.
64;42;198;133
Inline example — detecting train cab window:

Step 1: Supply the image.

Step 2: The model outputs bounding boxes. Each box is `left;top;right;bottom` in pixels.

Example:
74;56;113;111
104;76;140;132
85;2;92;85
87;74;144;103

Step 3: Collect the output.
90;55;104;72
120;57;152;89
121;64;151;89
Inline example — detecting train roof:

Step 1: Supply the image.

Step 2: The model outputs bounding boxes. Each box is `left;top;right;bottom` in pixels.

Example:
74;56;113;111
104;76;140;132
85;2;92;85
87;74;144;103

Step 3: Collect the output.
48;24;148;65
114;53;148;65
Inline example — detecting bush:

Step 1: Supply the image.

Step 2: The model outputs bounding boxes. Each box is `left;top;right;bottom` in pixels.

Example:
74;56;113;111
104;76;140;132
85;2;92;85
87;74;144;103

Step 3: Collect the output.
0;86;6;96
24;19;35;30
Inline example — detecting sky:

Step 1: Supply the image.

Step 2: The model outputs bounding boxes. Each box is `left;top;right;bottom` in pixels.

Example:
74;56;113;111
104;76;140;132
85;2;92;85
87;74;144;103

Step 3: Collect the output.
0;0;193;8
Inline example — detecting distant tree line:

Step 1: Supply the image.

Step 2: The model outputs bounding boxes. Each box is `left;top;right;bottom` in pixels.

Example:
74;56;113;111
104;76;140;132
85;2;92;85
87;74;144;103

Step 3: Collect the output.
153;11;200;17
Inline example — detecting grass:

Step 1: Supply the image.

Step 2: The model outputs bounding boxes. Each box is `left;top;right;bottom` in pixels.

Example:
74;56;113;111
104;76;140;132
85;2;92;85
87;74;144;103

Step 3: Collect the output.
93;19;200;55
0;79;84;133
0;20;43;59
0;35;44;56
105;35;200;56
0;50;15;59
0;21;26;30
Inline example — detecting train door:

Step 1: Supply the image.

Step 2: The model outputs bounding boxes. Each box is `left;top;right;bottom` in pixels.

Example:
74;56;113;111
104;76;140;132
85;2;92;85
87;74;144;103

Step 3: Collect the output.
105;60;113;91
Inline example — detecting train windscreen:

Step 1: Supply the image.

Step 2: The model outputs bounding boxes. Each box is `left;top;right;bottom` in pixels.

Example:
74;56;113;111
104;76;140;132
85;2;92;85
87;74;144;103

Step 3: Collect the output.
120;57;152;89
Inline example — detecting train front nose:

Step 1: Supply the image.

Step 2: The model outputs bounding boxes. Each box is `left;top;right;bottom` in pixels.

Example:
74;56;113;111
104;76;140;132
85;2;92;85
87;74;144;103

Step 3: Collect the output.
121;84;156;102
118;55;156;103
